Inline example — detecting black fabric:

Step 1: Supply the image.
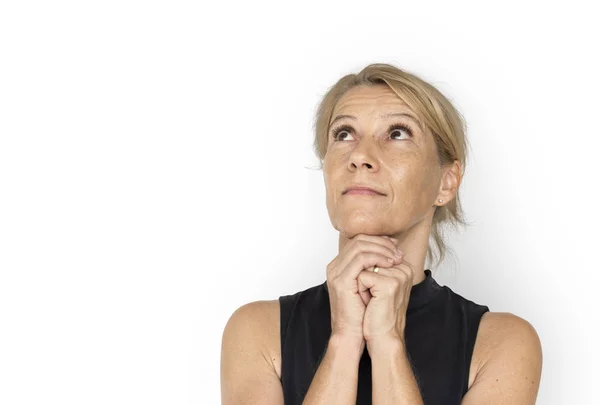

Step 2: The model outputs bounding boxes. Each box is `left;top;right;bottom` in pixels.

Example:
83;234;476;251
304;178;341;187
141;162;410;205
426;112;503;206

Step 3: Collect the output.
279;269;490;405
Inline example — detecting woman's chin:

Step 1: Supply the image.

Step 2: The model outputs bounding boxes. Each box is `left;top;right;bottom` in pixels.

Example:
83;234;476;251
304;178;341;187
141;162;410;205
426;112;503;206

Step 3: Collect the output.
336;220;389;238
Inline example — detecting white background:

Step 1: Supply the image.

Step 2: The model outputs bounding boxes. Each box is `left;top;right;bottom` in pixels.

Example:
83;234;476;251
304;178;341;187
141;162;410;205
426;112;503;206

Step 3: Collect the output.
1;1;598;404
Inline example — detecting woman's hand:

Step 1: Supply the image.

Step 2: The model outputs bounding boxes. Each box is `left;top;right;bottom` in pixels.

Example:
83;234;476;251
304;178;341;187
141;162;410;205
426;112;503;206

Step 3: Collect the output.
358;251;415;346
326;234;403;349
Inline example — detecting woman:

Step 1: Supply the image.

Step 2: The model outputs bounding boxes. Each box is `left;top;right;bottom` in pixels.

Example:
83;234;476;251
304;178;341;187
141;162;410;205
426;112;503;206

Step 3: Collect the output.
220;63;543;405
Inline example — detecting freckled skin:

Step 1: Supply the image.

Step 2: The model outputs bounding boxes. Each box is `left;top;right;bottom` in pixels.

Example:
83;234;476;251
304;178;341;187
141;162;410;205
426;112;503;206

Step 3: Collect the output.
323;84;460;281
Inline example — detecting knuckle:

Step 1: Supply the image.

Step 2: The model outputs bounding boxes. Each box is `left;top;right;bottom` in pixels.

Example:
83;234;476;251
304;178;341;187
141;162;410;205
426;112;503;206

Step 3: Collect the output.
357;251;368;262
351;240;363;252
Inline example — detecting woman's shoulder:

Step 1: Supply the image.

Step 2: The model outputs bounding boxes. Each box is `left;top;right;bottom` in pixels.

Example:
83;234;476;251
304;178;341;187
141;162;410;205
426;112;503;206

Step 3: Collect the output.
468;311;542;392
224;299;283;379
475;311;541;357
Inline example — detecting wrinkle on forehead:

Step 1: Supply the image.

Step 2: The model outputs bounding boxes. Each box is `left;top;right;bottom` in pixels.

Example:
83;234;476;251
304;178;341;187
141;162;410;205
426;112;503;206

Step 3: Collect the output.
332;85;414;117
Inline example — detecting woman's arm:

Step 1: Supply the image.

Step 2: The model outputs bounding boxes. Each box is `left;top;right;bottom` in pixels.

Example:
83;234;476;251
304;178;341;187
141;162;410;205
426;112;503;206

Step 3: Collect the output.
302;333;365;405
220;301;365;405
366;312;542;405
368;337;425;405
220;301;284;405
461;312;543;405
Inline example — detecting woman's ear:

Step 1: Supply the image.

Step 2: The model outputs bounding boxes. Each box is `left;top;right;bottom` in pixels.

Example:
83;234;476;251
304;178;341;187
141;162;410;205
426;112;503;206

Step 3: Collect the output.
436;160;461;205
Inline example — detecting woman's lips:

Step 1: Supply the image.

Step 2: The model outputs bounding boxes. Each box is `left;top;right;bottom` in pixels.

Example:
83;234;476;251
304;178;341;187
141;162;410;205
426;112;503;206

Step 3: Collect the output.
344;189;384;196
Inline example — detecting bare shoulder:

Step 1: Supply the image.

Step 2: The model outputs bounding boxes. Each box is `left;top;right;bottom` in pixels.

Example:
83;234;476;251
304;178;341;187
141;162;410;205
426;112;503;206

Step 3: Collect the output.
466;311;543;404
221;299;282;377
473;311;542;358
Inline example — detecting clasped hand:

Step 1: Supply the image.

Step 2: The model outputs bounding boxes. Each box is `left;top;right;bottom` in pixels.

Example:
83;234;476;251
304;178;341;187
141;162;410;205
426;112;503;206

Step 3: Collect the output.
359;237;415;346
326;234;417;350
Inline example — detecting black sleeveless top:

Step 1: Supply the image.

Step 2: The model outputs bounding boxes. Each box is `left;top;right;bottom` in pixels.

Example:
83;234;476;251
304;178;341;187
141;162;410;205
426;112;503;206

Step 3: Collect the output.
278;269;490;405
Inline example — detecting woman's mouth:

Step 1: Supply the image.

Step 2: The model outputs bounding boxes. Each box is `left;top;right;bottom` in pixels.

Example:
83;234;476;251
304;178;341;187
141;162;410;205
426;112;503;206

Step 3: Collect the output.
344;189;385;196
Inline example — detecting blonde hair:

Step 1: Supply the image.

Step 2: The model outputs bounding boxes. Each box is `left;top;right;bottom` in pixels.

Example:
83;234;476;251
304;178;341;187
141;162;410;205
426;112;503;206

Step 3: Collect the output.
313;63;471;269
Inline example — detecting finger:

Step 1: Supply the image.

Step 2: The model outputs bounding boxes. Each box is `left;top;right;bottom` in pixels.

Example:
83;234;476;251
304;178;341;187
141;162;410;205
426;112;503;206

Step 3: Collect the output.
364;264;410;280
340;248;402;284
334;238;402;278
354;234;401;257
358;288;372;306
364;261;416;291
382;235;400;247
358;268;412;298
335;241;396;271
357;270;383;296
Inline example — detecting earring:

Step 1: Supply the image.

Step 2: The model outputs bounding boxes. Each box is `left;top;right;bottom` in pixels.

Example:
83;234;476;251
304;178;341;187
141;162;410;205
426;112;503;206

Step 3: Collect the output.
438;199;443;203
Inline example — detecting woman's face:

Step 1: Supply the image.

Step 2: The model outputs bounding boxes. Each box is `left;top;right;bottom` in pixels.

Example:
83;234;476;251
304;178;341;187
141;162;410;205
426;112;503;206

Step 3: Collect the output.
323;84;447;238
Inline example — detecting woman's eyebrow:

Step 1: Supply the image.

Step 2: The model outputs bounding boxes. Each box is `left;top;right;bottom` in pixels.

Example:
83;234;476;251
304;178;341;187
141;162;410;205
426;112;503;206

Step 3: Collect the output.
380;112;421;128
329;112;422;129
328;114;356;127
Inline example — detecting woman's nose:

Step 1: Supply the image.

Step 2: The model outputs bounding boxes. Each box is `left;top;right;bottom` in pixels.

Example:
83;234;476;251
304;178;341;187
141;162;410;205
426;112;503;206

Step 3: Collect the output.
348;152;378;171
348;139;379;171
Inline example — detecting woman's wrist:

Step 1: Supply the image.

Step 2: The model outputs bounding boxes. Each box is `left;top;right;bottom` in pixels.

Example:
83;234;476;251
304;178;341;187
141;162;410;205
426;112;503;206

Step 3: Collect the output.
328;333;365;356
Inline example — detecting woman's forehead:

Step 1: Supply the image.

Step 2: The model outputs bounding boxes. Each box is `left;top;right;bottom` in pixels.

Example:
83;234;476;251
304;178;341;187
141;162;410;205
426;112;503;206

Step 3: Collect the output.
331;86;418;127
333;85;413;115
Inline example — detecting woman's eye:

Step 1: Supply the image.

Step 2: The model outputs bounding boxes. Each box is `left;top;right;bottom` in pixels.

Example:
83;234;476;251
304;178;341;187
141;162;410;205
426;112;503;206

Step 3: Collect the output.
333;125;411;141
390;128;410;139
334;130;354;141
